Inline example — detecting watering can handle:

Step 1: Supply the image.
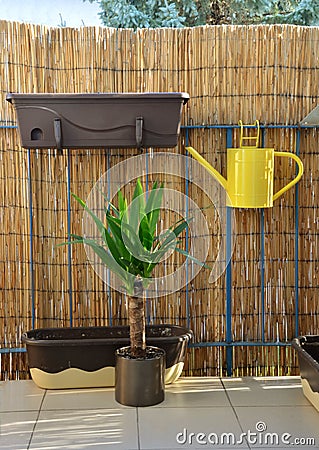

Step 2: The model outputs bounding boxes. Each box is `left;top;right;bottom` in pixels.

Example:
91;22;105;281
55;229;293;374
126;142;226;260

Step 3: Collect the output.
238;119;260;148
273;152;304;201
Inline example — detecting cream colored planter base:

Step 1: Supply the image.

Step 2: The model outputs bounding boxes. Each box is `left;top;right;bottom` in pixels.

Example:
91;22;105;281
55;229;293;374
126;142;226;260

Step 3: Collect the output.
301;378;319;412
30;362;184;390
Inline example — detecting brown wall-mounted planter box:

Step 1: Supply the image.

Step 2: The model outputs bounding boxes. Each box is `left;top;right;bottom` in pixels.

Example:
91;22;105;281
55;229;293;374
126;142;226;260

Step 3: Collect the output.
22;324;193;389
292;335;319;412
6;92;189;149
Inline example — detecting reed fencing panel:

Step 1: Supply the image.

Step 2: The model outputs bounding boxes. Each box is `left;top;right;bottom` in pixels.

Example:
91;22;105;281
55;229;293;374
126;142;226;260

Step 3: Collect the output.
0;22;318;378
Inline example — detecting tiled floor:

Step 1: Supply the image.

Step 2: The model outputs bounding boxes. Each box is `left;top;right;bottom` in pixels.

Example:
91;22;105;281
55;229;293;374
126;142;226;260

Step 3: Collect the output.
1;376;318;449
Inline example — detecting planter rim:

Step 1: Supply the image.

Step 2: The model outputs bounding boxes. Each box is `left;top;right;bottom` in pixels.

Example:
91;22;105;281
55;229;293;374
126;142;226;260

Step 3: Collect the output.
22;324;193;347
6;92;190;103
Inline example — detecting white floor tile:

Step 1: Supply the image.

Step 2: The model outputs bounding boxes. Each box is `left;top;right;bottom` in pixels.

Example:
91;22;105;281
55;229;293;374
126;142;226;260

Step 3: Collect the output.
29;408;138;450
0;381;45;412
222;376;309;407
138;406;249;449
42;387;127;410
2;378;319;450
159;377;230;408
0;410;38;450
235;405;319;448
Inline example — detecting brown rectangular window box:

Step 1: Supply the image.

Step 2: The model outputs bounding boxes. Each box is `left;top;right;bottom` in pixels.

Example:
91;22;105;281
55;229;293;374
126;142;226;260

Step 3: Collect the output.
6;92;189;149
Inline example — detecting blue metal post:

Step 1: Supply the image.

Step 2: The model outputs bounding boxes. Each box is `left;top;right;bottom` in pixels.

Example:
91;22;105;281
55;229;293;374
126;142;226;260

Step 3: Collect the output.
66;149;73;327
226;128;233;376
27;149;35;329
260;128;265;341
145;149;150;324
260;209;265;341
106;151;113;326
185;129;190;331
295;130;301;336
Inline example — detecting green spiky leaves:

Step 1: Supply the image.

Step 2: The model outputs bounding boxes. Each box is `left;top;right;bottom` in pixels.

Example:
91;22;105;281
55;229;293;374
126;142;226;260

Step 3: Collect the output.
61;179;205;295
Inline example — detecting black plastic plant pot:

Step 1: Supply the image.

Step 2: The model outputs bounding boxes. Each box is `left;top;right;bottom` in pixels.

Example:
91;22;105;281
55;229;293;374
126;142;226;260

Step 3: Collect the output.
6;92;189;149
115;346;165;407
22;324;193;389
292;335;319;412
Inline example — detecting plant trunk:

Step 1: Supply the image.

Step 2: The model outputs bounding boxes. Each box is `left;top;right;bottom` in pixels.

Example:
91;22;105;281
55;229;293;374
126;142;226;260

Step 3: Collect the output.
128;276;146;358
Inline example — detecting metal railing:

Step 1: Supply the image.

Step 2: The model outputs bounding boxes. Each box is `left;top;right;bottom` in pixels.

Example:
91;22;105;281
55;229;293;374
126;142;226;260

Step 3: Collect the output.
0;122;312;376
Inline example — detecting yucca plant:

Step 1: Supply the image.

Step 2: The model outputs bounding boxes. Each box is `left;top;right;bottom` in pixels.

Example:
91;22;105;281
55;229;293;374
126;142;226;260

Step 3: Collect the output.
67;178;201;358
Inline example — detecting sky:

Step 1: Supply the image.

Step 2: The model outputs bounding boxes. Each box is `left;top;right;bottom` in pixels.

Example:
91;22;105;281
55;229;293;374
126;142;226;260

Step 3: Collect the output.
0;0;102;28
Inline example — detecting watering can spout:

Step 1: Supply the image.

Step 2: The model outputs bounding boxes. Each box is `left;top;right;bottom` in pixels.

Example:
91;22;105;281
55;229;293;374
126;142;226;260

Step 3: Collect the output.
186;146;228;191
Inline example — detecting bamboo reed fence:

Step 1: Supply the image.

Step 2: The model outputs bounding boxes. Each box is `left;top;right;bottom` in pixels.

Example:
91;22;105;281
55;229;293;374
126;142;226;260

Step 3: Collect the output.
0;21;319;379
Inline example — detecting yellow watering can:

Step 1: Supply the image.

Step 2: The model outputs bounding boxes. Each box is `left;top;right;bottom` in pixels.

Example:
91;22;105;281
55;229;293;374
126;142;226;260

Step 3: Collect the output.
186;120;304;208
